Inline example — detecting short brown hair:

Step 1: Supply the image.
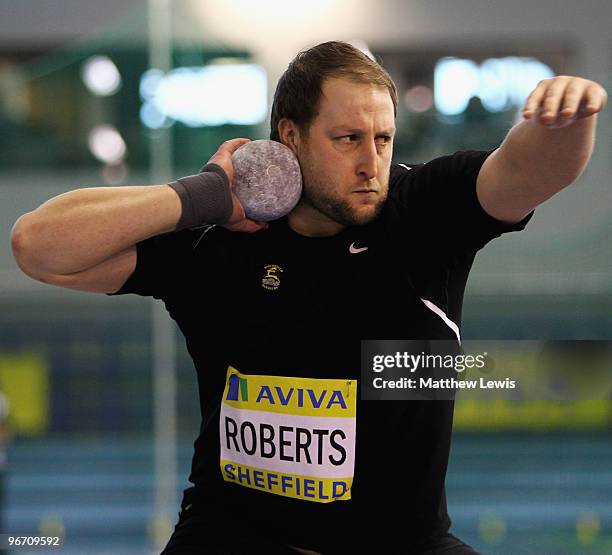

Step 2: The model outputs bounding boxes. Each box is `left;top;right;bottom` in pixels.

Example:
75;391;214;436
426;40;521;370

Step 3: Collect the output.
270;40;398;142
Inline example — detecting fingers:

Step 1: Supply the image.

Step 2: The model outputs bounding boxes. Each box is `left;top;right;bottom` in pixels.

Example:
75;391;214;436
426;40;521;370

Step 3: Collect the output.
523;77;607;126
242;220;269;233
224;191;269;233
538;78;569;122
218;137;251;155
559;81;584;117
523;77;574;122
209;138;251;162
208;138;251;184
206;137;269;235
584;84;608;113
223;219;268;233
522;80;549;119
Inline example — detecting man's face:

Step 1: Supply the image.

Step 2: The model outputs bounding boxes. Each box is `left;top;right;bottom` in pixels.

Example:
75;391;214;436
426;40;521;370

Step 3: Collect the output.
293;77;396;227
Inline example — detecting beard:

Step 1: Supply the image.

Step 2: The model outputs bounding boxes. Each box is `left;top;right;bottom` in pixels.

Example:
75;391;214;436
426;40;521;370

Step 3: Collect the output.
300;171;389;227
294;139;390;227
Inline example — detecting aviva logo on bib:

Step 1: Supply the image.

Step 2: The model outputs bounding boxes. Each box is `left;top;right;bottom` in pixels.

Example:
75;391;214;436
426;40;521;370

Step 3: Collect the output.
220;367;357;503
226;374;248;402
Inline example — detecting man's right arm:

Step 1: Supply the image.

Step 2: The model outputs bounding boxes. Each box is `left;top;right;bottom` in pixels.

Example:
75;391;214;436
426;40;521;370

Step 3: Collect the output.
10;138;264;294
11;184;181;294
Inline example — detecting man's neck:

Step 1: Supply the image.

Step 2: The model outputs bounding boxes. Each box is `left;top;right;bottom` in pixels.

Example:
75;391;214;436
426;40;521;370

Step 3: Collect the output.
287;201;345;237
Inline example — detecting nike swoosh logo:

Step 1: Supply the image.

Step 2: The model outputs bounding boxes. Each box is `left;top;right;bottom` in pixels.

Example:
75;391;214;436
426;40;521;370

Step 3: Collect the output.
349;242;368;254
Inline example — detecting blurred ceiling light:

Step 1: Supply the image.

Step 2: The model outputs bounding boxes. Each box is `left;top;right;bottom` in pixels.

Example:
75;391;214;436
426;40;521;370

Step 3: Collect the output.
404;85;434;113
347;39;375;61
480;57;554;112
434;58;479;116
88;125;126;164
139;64;267;128
435;56;554;116
81;56;122;96
140;101;171;129
226;0;326;22
140;68;164;100
208;57;246;65
102;162;129;185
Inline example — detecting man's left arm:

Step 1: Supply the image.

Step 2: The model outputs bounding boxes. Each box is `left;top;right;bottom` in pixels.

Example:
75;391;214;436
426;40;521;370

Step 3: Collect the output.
476;76;608;224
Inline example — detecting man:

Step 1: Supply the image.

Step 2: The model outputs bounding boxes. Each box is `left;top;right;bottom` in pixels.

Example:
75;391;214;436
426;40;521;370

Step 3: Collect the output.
10;41;607;554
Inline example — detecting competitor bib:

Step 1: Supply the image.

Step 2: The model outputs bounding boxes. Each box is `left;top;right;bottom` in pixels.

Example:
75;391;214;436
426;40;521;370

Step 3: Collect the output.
219;367;357;503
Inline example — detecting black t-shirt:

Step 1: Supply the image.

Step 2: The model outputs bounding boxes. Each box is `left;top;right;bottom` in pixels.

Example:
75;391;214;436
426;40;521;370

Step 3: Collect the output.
111;150;532;553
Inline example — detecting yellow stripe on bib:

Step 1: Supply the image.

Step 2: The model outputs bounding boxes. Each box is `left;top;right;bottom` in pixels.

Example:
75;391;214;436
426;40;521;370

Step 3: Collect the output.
223;366;357;418
220;459;353;503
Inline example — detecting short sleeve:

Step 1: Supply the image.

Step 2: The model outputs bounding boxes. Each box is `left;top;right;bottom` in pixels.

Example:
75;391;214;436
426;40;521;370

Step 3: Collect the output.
107;227;206;300
390;150;534;253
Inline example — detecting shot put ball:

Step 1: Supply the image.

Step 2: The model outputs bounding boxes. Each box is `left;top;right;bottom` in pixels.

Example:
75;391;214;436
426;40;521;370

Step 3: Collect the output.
231;139;302;221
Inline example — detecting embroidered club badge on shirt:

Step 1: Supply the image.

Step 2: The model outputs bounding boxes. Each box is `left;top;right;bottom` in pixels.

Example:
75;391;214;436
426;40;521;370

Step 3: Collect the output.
220;367;357;503
261;264;283;290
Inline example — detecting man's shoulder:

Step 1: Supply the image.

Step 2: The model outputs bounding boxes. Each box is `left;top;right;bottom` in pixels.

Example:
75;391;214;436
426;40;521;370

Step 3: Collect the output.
389;160;430;187
389;151;491;196
390;161;424;177
388;161;429;203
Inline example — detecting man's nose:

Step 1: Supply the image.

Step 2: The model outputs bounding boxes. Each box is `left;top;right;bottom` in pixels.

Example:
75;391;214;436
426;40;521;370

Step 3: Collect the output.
357;141;378;181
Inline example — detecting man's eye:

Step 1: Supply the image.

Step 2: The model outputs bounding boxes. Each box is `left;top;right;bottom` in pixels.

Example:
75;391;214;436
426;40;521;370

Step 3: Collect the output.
336;135;392;144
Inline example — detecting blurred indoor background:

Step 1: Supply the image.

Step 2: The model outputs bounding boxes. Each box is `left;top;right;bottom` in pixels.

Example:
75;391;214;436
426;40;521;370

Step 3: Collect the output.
0;0;611;553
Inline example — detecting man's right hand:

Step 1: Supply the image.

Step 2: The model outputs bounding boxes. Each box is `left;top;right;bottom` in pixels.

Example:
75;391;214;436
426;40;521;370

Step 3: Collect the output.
208;138;268;233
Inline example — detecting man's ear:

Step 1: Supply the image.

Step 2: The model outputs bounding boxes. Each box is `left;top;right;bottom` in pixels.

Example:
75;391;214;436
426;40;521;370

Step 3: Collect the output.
277;118;300;156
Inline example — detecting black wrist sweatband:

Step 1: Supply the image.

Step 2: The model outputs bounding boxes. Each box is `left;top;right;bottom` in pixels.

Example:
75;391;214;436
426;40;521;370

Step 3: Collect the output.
168;163;233;230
